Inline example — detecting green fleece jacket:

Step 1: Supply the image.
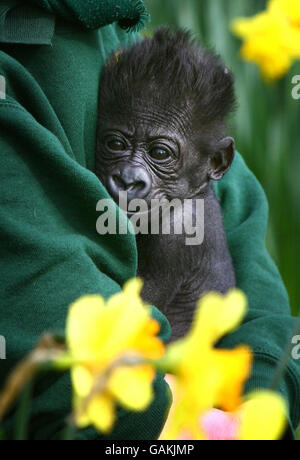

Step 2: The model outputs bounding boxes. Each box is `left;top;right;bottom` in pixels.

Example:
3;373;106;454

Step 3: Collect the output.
0;0;299;440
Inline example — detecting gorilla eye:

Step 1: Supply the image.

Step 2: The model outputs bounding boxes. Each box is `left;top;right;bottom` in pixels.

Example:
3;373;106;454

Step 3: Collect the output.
149;147;170;161
106;139;126;152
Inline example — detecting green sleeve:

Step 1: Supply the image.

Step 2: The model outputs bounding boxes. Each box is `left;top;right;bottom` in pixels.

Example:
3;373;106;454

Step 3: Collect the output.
2;0;298;441
0;21;171;440
215;153;300;436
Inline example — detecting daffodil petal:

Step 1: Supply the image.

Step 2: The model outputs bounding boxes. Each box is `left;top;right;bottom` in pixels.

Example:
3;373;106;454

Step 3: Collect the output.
71;365;93;398
73;393;91;428
238;391;288;440
231;17;258;38
191;290;247;346
132;322;165;360
216;290;248;338
109;365;154;411
270;0;300;26
67;283;156;365
66;295;106;359
123;278;144;298
212;346;252;411
101;280;153;357
87;394;116;434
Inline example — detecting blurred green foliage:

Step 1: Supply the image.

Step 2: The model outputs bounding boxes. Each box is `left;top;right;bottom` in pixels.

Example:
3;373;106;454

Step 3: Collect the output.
145;0;300;315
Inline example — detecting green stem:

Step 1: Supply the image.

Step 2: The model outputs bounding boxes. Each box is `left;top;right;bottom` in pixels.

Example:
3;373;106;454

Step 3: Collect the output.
61;417;77;441
14;381;33;441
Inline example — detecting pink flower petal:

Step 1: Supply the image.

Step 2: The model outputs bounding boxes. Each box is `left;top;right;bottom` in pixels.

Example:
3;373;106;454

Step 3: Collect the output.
201;409;240;441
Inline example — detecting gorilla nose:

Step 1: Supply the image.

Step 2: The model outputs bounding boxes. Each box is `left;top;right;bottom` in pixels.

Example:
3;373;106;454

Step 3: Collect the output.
107;165;152;201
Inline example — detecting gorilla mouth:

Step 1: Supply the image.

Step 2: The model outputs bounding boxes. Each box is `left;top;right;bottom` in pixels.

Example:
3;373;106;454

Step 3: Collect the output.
111;175;146;195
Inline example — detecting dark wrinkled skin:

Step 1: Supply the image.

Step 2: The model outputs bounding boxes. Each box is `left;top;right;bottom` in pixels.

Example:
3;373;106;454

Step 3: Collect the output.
96;29;236;340
96;107;236;340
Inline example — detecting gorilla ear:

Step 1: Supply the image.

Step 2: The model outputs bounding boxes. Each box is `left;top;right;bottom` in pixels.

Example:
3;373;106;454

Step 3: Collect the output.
208;137;235;181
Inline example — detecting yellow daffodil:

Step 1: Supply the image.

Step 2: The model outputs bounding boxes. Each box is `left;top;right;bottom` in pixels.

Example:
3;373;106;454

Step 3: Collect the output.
66;278;164;433
200;391;287;440
270;0;300;27
160;290;252;440
237;391;287;440
231;1;300;80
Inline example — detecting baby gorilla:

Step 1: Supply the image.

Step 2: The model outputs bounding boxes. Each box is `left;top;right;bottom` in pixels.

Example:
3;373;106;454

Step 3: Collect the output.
96;28;236;340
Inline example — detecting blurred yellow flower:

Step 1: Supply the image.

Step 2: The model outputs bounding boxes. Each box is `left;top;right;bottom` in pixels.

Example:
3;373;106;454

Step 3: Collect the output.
270;0;300;27
237;391;287;440
231;1;300;80
66;278;164;433
160;290;252;440
199;391;287;440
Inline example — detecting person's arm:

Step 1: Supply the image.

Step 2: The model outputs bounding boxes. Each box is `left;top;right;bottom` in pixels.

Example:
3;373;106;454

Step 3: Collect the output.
0;0;172;437
215;153;300;436
0;95;171;440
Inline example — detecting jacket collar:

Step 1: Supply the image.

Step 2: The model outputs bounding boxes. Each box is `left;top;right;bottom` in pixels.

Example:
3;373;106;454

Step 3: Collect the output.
0;0;148;45
0;0;55;45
